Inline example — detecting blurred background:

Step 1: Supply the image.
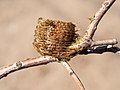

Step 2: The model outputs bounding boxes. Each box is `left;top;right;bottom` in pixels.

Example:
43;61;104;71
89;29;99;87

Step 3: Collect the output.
0;0;120;90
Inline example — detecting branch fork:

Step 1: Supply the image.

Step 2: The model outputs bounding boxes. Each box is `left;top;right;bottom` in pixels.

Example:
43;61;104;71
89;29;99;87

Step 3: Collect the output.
0;0;119;90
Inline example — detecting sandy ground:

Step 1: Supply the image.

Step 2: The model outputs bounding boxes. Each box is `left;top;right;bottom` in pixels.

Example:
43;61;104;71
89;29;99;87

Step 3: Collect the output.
0;0;120;90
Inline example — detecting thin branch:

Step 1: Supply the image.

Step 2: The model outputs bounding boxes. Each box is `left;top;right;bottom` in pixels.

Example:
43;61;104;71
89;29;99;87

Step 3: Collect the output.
0;56;85;90
61;61;85;90
85;0;116;39
70;0;116;53
0;56;57;79
79;46;120;55
91;39;118;47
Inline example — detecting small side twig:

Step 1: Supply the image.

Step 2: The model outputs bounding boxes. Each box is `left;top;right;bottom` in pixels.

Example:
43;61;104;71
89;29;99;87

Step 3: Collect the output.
61;61;85;90
91;39;118;47
79;46;120;55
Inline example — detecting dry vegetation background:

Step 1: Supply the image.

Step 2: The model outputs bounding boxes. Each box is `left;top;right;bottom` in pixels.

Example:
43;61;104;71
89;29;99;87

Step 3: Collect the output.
0;0;120;90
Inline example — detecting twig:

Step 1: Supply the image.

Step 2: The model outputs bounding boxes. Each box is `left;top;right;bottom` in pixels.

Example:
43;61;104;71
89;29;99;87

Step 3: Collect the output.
0;56;85;90
0;56;57;79
79;46;120;55
85;0;116;40
91;39;118;47
69;0;116;54
61;61;85;90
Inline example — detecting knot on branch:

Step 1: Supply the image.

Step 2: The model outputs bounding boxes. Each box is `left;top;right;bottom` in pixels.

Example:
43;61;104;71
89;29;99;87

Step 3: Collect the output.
16;61;22;69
